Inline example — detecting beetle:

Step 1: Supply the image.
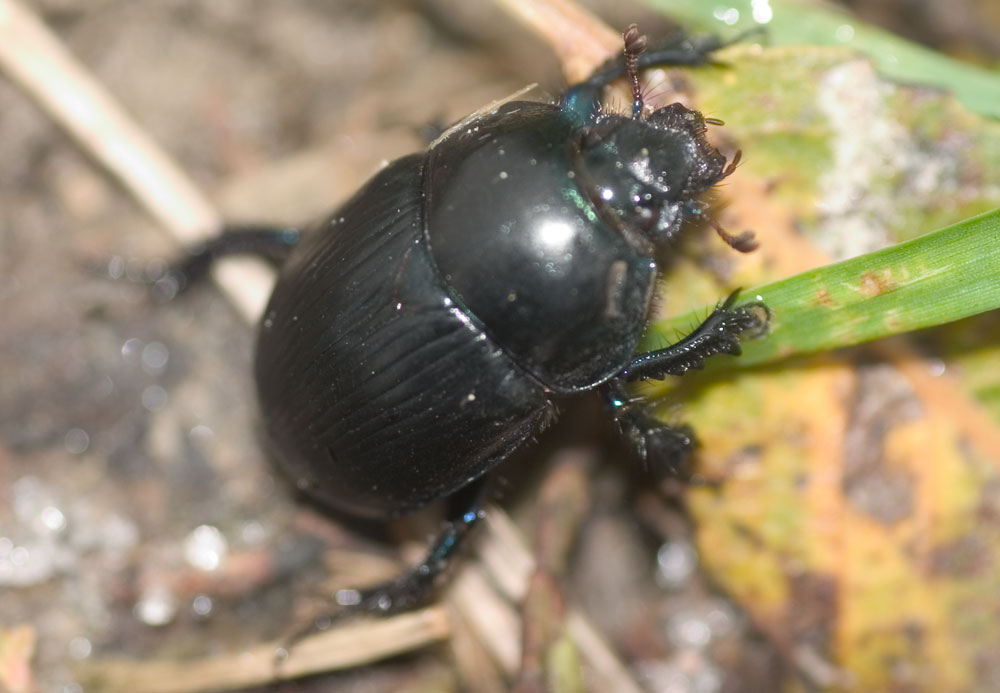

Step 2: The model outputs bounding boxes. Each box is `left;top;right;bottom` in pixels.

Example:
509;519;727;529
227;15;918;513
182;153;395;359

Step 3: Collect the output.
161;25;767;618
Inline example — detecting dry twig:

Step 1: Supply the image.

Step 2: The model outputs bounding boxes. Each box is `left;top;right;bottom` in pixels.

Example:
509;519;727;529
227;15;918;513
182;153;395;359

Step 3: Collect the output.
78;608;450;693
0;0;273;321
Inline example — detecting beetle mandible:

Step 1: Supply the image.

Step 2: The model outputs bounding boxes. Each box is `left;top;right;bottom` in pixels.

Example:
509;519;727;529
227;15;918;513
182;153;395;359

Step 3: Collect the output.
162;24;768;617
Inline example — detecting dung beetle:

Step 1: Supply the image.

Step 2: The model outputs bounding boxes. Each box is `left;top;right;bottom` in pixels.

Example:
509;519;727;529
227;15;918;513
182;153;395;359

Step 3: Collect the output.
163;25;767;617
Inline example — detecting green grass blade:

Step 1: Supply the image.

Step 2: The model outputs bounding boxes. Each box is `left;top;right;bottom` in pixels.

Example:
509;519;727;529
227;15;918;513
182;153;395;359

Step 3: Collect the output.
643;0;1000;120
641;208;1000;367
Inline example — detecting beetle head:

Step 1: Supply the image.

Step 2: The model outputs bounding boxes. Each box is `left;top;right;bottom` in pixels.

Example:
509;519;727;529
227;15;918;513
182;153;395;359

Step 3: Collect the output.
574;102;733;245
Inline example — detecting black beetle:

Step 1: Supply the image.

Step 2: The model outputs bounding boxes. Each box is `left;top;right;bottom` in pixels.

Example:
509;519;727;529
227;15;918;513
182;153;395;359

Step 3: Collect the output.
163;25;767;617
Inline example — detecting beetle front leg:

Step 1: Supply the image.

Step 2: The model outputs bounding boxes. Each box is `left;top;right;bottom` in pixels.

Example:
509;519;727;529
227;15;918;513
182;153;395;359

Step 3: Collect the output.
602;378;695;477
604;292;767;476
621;291;768;381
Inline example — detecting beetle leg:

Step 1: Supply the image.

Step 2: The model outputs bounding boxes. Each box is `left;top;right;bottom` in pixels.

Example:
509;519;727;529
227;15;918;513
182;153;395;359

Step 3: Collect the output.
620;290;769;381
602;378;695;477
637;25;764;71
636;32;725;69
559;27;726;124
274;479;487;667
337;477;488;615
154;225;300;300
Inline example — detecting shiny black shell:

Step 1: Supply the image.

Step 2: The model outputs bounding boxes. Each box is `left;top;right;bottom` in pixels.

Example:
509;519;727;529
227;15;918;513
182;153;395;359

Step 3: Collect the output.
255;101;682;519
426;102;657;392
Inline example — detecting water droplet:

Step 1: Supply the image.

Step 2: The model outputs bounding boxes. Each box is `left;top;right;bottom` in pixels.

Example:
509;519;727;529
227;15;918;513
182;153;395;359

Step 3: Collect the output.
10;546;29;566
184;525;227;572
141;385;168;411
135;585;178;626
336;588;362;606
669;614;712;648
192;594;213;616
64;428;90;455
834;24;855;42
40;506;67;533
121;338;143;362
656;540;697;589
68;637;92;660
141;342;169;374
713;7;740;25
189;424;214;441
750;0;773;23
240;520;267;545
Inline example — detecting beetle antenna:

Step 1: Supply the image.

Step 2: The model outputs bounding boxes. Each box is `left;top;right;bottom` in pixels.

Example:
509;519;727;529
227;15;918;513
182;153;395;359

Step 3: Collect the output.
709;216;758;252
623;24;648;119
